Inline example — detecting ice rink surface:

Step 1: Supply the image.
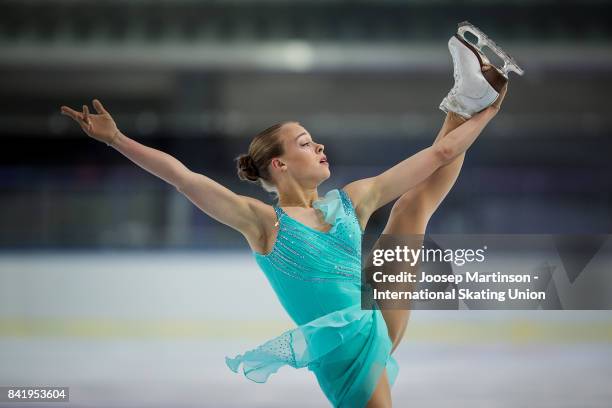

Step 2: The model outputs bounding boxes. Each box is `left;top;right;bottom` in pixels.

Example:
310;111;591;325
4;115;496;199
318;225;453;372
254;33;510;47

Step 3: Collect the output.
1;339;611;407
1;252;611;407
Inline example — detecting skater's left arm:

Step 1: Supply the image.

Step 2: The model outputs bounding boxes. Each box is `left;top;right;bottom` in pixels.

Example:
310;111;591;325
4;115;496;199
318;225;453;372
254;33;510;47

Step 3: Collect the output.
343;107;499;223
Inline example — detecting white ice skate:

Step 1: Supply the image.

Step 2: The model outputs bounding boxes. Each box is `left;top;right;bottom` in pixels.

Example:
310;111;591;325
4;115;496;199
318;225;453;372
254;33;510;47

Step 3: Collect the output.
440;21;524;119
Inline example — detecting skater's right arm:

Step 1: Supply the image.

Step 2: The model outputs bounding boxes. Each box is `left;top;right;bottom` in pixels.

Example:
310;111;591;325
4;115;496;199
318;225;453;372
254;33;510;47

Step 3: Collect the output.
60;100;270;245
342;88;506;217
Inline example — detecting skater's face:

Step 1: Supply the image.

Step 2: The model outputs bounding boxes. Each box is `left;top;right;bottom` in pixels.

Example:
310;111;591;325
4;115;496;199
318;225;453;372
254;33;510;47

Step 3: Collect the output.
272;123;330;186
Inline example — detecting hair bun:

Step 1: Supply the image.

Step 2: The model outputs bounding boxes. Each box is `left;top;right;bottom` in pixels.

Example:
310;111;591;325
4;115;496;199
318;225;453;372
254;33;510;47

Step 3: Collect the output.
237;154;260;182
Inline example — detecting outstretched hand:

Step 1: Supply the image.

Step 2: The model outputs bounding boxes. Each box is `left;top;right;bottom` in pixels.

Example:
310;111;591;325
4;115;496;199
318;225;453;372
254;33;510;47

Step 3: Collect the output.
60;99;120;146
490;82;508;112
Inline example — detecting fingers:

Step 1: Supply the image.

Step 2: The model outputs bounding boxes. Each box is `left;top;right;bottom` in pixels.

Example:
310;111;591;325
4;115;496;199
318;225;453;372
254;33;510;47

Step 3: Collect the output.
60;105;89;130
499;82;509;98
60;106;83;121
491;82;508;111
92;99;108;115
83;105;90;125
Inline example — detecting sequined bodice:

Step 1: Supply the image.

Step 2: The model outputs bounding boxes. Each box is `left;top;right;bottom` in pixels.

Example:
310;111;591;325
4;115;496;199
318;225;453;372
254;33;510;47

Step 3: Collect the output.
253;188;364;325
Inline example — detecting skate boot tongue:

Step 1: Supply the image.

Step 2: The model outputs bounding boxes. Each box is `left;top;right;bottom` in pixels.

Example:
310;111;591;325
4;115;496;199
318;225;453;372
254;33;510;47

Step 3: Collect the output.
453;34;485;67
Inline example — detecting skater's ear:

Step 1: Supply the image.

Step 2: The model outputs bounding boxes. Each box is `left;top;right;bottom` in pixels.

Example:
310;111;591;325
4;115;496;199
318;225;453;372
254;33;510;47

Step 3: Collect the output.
270;157;287;172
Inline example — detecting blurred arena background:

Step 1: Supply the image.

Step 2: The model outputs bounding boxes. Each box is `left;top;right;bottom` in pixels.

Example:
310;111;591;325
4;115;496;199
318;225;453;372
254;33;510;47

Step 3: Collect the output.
0;0;611;407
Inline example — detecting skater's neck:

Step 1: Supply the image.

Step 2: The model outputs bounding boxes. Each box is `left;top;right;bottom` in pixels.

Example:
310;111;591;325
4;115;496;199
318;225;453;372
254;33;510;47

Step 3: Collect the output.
277;185;320;208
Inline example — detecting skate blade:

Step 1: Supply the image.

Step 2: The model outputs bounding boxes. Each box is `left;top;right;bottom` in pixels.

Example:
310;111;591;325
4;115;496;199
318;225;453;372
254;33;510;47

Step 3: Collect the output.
457;21;524;77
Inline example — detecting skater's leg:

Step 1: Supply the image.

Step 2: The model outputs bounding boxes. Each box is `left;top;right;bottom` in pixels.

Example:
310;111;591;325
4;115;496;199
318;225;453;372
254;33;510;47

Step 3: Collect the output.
409;111;468;218
375;111;467;354
366;368;392;408
378;71;508;353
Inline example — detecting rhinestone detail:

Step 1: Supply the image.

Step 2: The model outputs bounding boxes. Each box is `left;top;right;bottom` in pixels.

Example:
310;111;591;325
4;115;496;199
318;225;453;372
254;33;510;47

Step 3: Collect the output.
254;188;363;283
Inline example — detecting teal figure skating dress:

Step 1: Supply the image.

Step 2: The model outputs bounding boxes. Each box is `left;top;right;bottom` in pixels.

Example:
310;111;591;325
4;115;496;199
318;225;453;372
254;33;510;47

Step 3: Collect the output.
225;188;399;407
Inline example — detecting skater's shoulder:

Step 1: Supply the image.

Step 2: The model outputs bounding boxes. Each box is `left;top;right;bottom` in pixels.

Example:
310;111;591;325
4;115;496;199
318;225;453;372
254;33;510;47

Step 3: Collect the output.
236;195;279;255
239;195;278;224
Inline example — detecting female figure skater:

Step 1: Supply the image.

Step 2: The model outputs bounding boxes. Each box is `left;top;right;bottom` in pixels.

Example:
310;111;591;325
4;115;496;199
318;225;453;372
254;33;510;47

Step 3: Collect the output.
60;26;513;407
